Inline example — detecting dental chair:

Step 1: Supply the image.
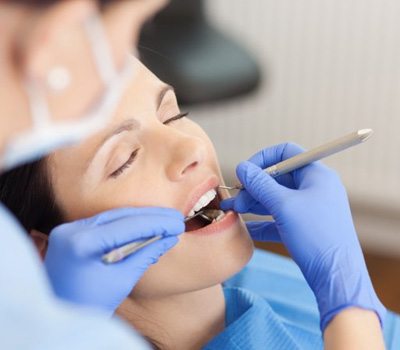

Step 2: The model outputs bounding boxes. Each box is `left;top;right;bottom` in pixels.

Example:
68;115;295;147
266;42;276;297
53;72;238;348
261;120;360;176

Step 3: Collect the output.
139;0;261;105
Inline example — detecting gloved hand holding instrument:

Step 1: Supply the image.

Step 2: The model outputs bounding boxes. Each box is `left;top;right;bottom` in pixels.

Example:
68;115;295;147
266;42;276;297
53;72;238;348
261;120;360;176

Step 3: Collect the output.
45;207;184;316
221;140;386;331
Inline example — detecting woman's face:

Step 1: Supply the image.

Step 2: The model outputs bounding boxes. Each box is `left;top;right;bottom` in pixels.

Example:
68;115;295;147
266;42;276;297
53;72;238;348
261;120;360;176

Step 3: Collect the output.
47;57;254;298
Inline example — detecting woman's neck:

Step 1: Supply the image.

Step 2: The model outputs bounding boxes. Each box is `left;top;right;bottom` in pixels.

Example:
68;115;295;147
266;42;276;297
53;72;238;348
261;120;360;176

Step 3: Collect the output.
117;284;226;350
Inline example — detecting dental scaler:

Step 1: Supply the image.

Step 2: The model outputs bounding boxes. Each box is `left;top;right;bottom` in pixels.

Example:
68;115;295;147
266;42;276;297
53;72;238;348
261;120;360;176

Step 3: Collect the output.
219;129;373;190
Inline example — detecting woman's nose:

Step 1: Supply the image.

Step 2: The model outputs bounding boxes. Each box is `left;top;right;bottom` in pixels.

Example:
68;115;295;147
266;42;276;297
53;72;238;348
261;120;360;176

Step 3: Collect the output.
165;135;207;182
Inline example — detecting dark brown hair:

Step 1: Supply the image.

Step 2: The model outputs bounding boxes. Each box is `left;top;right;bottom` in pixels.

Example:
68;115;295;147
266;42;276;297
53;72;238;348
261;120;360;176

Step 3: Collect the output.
0;159;64;235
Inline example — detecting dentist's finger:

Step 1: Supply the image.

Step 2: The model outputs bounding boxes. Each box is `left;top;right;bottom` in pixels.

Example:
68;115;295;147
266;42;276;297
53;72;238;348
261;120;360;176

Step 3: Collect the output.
219;197;235;211
72;215;185;256
115;236;179;273
248;143;306;189
220;191;271;215
248;142;304;167
236;161;290;210
246;221;281;242
234;190;271;214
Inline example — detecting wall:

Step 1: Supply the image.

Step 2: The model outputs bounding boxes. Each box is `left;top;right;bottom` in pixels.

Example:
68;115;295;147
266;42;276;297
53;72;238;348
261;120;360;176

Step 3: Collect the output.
191;0;400;255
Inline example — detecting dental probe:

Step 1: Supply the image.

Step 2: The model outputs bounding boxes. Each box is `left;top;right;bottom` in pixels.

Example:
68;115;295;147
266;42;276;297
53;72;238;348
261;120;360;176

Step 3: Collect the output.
102;209;223;264
219;128;373;191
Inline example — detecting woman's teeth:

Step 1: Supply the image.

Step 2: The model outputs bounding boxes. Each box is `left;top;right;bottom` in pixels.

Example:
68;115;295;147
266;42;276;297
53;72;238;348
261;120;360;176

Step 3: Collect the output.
188;189;217;217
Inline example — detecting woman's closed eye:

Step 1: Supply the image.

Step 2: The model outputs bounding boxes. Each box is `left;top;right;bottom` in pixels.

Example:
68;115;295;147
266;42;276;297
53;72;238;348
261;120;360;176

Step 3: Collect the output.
163;111;189;125
110;149;139;179
109;112;189;179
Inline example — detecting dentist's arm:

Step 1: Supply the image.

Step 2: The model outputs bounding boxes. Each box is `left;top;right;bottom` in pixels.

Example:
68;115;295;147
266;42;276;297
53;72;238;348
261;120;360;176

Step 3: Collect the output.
221;143;386;349
44;207;184;316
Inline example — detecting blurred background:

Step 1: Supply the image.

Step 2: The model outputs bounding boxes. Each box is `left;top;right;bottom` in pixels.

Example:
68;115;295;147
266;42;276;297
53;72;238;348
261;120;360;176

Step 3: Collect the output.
140;0;400;312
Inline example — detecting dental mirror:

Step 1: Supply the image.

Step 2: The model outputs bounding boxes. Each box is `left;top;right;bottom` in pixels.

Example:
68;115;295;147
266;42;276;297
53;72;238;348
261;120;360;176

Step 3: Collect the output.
198;209;225;222
103;209;226;264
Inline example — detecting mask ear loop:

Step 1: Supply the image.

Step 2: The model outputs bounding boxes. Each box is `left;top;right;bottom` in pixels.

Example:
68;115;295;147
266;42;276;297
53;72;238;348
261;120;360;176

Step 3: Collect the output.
83;14;116;84
24;78;52;131
73;13;139;132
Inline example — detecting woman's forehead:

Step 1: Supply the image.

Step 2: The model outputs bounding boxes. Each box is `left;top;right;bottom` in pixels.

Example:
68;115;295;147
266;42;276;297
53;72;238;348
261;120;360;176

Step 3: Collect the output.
49;67;171;168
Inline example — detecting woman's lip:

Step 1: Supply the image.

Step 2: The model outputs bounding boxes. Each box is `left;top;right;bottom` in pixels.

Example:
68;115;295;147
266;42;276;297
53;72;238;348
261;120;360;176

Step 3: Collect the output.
183;175;220;216
185;211;238;236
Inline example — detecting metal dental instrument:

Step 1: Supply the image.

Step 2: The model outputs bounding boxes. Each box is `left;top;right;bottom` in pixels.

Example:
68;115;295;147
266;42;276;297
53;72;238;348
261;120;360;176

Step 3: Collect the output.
219;129;373;190
102;209;224;264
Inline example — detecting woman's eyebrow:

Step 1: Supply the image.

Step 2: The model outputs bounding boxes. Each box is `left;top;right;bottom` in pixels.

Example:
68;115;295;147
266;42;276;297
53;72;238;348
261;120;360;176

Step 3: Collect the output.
100;118;140;148
86;118;140;171
99;84;173;148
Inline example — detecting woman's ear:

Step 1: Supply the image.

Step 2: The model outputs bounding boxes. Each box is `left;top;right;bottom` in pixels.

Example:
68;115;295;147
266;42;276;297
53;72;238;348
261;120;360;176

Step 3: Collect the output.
30;229;49;261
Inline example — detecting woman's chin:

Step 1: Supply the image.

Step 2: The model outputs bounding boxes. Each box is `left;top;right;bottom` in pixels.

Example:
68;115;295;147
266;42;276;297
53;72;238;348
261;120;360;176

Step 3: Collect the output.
131;216;254;299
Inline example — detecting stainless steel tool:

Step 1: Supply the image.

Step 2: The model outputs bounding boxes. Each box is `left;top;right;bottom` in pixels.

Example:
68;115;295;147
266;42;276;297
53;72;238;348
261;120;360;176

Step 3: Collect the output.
102;209;224;264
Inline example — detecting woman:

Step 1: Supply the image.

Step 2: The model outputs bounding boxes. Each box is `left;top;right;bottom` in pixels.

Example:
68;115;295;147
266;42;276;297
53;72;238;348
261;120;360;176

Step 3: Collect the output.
0;53;391;348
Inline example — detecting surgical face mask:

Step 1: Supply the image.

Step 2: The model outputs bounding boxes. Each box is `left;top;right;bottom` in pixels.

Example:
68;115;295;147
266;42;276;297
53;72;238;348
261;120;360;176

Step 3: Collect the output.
1;15;136;171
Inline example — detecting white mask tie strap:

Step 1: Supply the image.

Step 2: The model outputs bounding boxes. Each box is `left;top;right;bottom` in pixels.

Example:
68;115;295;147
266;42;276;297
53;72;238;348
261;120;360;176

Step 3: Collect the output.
83;14;116;83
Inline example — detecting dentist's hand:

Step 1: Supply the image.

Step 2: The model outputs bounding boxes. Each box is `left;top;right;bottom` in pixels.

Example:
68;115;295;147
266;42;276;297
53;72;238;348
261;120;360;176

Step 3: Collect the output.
45;207;184;316
221;143;385;331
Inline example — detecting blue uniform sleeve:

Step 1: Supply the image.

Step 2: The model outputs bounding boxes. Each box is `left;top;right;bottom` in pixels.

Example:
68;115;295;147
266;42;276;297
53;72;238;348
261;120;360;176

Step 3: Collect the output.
225;248;400;349
0;204;150;350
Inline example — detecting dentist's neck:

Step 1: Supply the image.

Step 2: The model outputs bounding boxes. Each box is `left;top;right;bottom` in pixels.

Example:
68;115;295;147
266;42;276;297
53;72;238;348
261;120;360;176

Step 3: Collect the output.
117;284;225;350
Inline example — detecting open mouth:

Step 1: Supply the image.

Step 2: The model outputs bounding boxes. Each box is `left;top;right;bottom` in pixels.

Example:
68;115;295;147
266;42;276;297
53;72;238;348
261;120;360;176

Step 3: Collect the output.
185;187;228;233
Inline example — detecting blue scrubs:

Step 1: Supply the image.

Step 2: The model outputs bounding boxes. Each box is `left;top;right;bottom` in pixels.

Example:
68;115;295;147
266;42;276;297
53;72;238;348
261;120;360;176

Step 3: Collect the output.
204;287;322;349
205;249;400;349
0;203;150;349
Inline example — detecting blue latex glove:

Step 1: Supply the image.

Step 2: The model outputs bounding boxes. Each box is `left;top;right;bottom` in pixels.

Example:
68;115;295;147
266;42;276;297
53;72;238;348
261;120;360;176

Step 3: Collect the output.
221;143;386;331
45;207;184;316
